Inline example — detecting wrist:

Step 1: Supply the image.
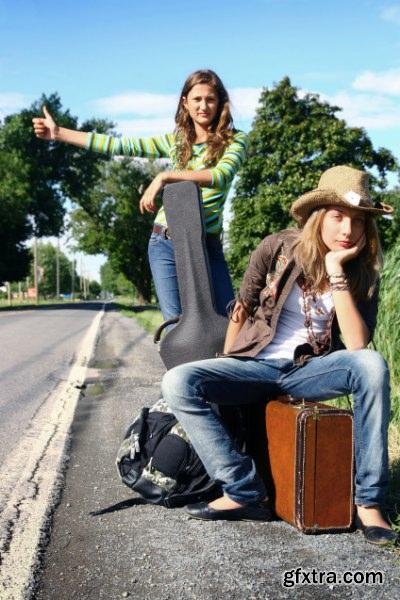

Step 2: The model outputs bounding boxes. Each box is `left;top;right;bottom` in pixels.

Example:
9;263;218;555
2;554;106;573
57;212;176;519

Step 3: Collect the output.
325;261;344;277
327;271;350;292
53;125;61;141
326;268;345;278
159;172;169;185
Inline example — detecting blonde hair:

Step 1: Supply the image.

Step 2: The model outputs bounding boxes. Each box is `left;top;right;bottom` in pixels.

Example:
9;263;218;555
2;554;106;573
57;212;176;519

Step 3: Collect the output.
174;69;235;168
292;208;383;299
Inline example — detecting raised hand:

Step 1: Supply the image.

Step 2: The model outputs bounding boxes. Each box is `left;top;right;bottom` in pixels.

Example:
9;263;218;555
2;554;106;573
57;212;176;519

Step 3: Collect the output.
32;106;58;141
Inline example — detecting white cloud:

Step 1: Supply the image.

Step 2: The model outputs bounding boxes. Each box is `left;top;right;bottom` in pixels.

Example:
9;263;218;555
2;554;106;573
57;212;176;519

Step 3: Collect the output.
92;92;178;116
353;68;400;95
320;90;400;129
114;117;175;137
380;5;400;25
0;92;29;120
229;87;262;120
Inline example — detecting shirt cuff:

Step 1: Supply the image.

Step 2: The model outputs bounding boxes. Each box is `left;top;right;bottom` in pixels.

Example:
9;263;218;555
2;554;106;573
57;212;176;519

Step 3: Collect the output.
86;132;93;150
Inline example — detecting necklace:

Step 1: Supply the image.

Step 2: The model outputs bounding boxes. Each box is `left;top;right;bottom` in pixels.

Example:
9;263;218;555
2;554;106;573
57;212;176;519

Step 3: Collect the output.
298;276;335;355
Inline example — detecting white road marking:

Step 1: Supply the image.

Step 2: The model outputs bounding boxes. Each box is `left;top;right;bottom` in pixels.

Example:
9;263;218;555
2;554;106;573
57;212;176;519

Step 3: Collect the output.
0;306;105;600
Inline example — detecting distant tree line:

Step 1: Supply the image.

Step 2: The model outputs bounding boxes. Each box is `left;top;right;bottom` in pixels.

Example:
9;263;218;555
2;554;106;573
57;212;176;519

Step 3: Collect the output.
2;242;101;300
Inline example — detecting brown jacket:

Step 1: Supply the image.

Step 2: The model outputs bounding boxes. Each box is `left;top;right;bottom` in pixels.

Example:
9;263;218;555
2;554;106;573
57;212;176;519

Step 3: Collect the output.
223;229;379;365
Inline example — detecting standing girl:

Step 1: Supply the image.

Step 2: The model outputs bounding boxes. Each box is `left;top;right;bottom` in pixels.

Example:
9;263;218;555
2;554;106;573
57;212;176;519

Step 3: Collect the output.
32;70;247;320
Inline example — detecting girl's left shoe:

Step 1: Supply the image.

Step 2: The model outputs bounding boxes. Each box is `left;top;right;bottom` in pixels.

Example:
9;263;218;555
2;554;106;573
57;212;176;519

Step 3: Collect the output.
354;516;399;546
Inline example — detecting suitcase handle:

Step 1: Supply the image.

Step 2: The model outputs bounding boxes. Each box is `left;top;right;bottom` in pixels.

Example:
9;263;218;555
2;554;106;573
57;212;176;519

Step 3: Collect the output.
274;395;306;408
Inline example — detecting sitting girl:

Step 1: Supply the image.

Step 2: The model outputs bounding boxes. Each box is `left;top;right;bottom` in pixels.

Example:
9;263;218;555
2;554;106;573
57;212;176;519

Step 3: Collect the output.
161;165;397;546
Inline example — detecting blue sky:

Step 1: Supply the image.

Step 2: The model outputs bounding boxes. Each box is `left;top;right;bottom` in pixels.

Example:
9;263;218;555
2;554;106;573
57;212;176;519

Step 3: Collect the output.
1;0;400;281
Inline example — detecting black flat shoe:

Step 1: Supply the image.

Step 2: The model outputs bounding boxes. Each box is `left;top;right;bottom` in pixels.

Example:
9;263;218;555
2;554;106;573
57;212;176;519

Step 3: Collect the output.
354;516;399;546
186;501;273;522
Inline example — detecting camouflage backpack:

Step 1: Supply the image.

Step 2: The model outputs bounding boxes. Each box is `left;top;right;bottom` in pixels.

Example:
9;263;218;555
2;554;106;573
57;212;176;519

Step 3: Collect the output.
116;398;220;508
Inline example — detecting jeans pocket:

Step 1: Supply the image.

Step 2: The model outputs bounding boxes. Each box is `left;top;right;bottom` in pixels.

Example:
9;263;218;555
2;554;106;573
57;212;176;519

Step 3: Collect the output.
149;232;161;245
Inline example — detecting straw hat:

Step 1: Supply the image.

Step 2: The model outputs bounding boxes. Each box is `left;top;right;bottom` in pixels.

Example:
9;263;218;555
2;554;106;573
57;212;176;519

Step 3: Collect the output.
290;165;394;226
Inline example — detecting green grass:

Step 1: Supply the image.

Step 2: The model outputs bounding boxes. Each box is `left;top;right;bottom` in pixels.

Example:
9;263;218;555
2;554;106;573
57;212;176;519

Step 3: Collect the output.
0;298;84;310
374;243;400;427
115;301;163;334
375;245;400;527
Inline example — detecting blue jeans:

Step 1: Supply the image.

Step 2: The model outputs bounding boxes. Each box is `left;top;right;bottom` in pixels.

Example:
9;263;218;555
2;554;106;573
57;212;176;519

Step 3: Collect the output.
148;231;234;320
162;349;391;506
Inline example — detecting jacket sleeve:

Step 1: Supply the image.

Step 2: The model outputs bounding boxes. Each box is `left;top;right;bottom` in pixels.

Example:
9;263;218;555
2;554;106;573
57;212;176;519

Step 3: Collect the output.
86;132;174;158
237;236;275;314
209;131;248;189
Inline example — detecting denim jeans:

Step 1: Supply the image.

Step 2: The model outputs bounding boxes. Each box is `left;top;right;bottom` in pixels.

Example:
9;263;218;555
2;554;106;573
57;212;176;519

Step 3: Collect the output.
162;349;391;506
148;231;234;320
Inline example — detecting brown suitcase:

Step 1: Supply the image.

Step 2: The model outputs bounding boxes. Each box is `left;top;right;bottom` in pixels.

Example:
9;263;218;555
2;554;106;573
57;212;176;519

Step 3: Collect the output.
265;398;354;533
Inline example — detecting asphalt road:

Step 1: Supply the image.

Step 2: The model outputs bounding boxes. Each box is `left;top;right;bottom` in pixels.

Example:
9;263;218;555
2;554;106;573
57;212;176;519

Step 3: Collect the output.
0;303;103;466
34;306;400;600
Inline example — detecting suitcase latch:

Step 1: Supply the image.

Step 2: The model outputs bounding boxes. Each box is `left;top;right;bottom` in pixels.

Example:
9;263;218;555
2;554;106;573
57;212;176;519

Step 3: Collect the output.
293;398;306;410
312;406;320;421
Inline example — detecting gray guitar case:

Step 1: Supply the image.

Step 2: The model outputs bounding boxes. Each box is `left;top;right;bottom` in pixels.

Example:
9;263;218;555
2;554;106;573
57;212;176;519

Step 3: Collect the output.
154;181;229;370
153;181;248;464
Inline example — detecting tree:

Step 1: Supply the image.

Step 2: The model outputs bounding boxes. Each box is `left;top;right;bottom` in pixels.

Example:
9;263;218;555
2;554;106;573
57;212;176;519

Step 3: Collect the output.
72;159;162;303
30;242;78;297
0;92;113;283
228;77;400;285
0;152;31;283
100;261;135;296
89;280;102;298
376;189;400;251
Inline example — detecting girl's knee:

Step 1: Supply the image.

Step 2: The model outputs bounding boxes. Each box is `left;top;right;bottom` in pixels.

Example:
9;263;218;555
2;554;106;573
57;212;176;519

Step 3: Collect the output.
350;349;389;387
161;364;194;407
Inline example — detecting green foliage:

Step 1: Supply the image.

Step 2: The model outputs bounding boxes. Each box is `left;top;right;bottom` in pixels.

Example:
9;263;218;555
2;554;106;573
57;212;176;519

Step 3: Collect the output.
0;152;31;283
89;280;102;297
228;77;400;286
118;305;163;333
72;159;161;303
0;92;113;283
31;242;78;297
374;241;400;426
376;189;400;251
100;261;135;296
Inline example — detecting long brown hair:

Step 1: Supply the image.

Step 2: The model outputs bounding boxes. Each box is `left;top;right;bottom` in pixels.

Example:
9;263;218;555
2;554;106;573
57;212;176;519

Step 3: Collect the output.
292;208;383;299
174;69;235;168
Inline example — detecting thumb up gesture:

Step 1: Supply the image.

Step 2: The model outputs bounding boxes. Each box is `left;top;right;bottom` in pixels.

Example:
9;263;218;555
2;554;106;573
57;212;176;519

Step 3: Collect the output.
32;106;58;140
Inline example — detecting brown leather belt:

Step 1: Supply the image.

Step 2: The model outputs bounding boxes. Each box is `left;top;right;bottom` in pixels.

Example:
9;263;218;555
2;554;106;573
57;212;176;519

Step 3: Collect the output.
152;223;220;240
152;223;171;239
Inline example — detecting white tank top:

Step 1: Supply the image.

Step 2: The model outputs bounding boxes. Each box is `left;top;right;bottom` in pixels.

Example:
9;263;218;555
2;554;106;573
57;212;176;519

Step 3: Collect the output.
256;282;334;361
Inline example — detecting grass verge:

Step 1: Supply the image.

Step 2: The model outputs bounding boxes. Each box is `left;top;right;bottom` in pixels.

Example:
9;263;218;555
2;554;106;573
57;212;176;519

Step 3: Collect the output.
0;298;83;310
115;301;163;334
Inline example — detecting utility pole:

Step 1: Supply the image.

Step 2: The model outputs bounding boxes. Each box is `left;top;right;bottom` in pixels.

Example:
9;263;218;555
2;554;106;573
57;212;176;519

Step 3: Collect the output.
33;237;39;305
82;259;87;300
6;282;11;306
71;257;75;301
56;237;60;298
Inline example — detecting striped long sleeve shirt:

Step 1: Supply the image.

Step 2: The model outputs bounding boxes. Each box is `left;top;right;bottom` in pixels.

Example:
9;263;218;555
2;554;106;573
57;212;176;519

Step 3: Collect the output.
86;130;247;233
